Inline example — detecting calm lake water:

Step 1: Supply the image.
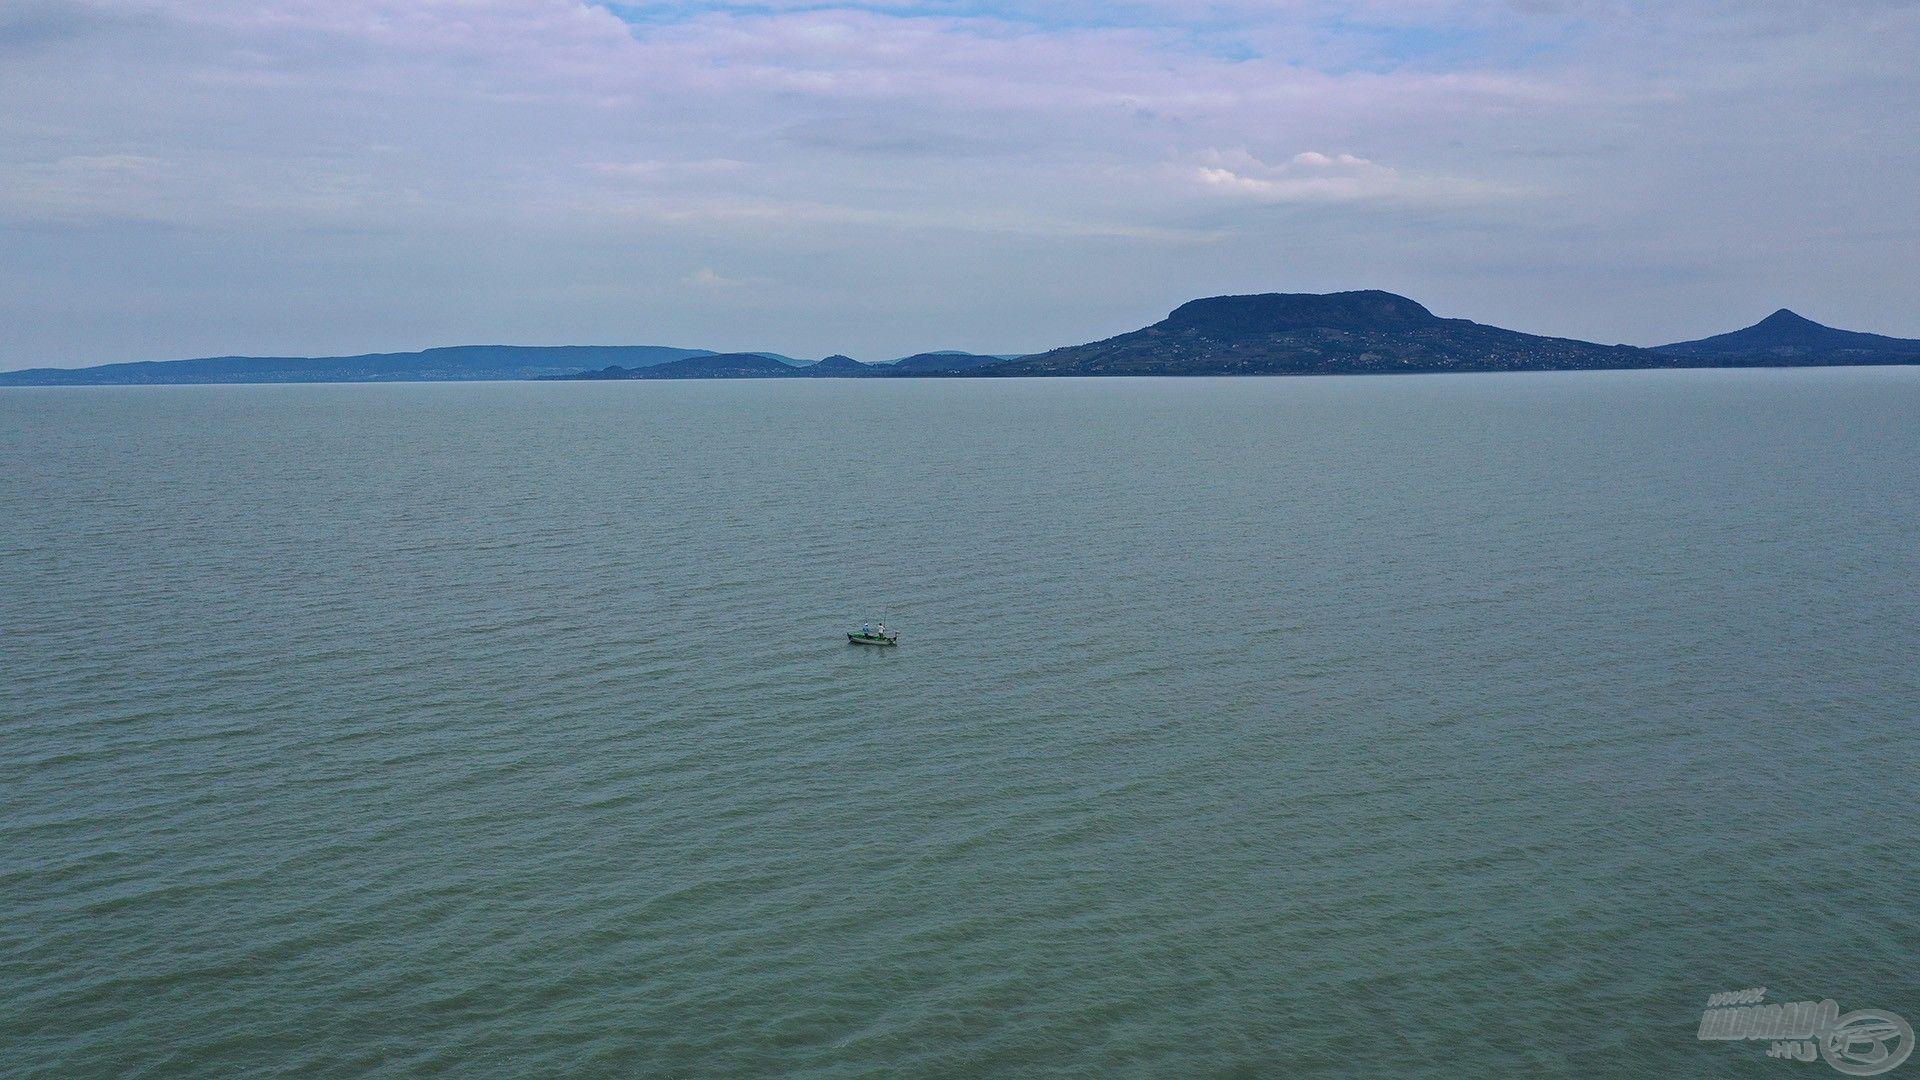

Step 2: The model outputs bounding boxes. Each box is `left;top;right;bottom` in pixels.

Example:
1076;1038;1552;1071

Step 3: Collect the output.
3;372;1917;1077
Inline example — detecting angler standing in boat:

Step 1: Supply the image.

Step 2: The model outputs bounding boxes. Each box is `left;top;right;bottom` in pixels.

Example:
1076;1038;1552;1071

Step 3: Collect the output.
849;620;899;646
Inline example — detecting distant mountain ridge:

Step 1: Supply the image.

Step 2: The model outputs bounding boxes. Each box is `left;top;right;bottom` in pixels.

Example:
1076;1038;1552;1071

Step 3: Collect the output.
568;353;797;380
798;354;873;377
887;351;1017;373
554;350;1010;380
988;290;1660;376
0;345;718;386
1656;309;1920;364
6;294;1916;386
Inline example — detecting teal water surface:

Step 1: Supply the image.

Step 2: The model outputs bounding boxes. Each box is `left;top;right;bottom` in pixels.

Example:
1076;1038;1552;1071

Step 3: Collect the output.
3;372;1918;1077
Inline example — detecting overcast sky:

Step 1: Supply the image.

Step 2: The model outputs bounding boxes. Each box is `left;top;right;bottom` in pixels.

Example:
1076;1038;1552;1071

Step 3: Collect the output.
2;0;1915;367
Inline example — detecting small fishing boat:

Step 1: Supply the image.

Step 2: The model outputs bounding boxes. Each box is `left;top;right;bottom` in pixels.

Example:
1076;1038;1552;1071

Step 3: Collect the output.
848;622;898;646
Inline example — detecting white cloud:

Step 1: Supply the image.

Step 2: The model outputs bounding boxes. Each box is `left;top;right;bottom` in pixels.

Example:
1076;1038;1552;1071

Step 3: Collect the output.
683;266;744;287
1186;147;1516;203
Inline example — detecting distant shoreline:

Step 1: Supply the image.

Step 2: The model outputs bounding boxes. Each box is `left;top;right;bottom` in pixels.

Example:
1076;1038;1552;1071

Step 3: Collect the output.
7;290;1916;386
6;361;1917;391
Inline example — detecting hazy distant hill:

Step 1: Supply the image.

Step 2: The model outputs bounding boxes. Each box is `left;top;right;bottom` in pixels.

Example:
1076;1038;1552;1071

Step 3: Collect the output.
796;354;876;377
887;351;1017;373
986;291;1662;376
1656;309;1920;365
0;345;714;386
568;351;1008;379
567;353;798;379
